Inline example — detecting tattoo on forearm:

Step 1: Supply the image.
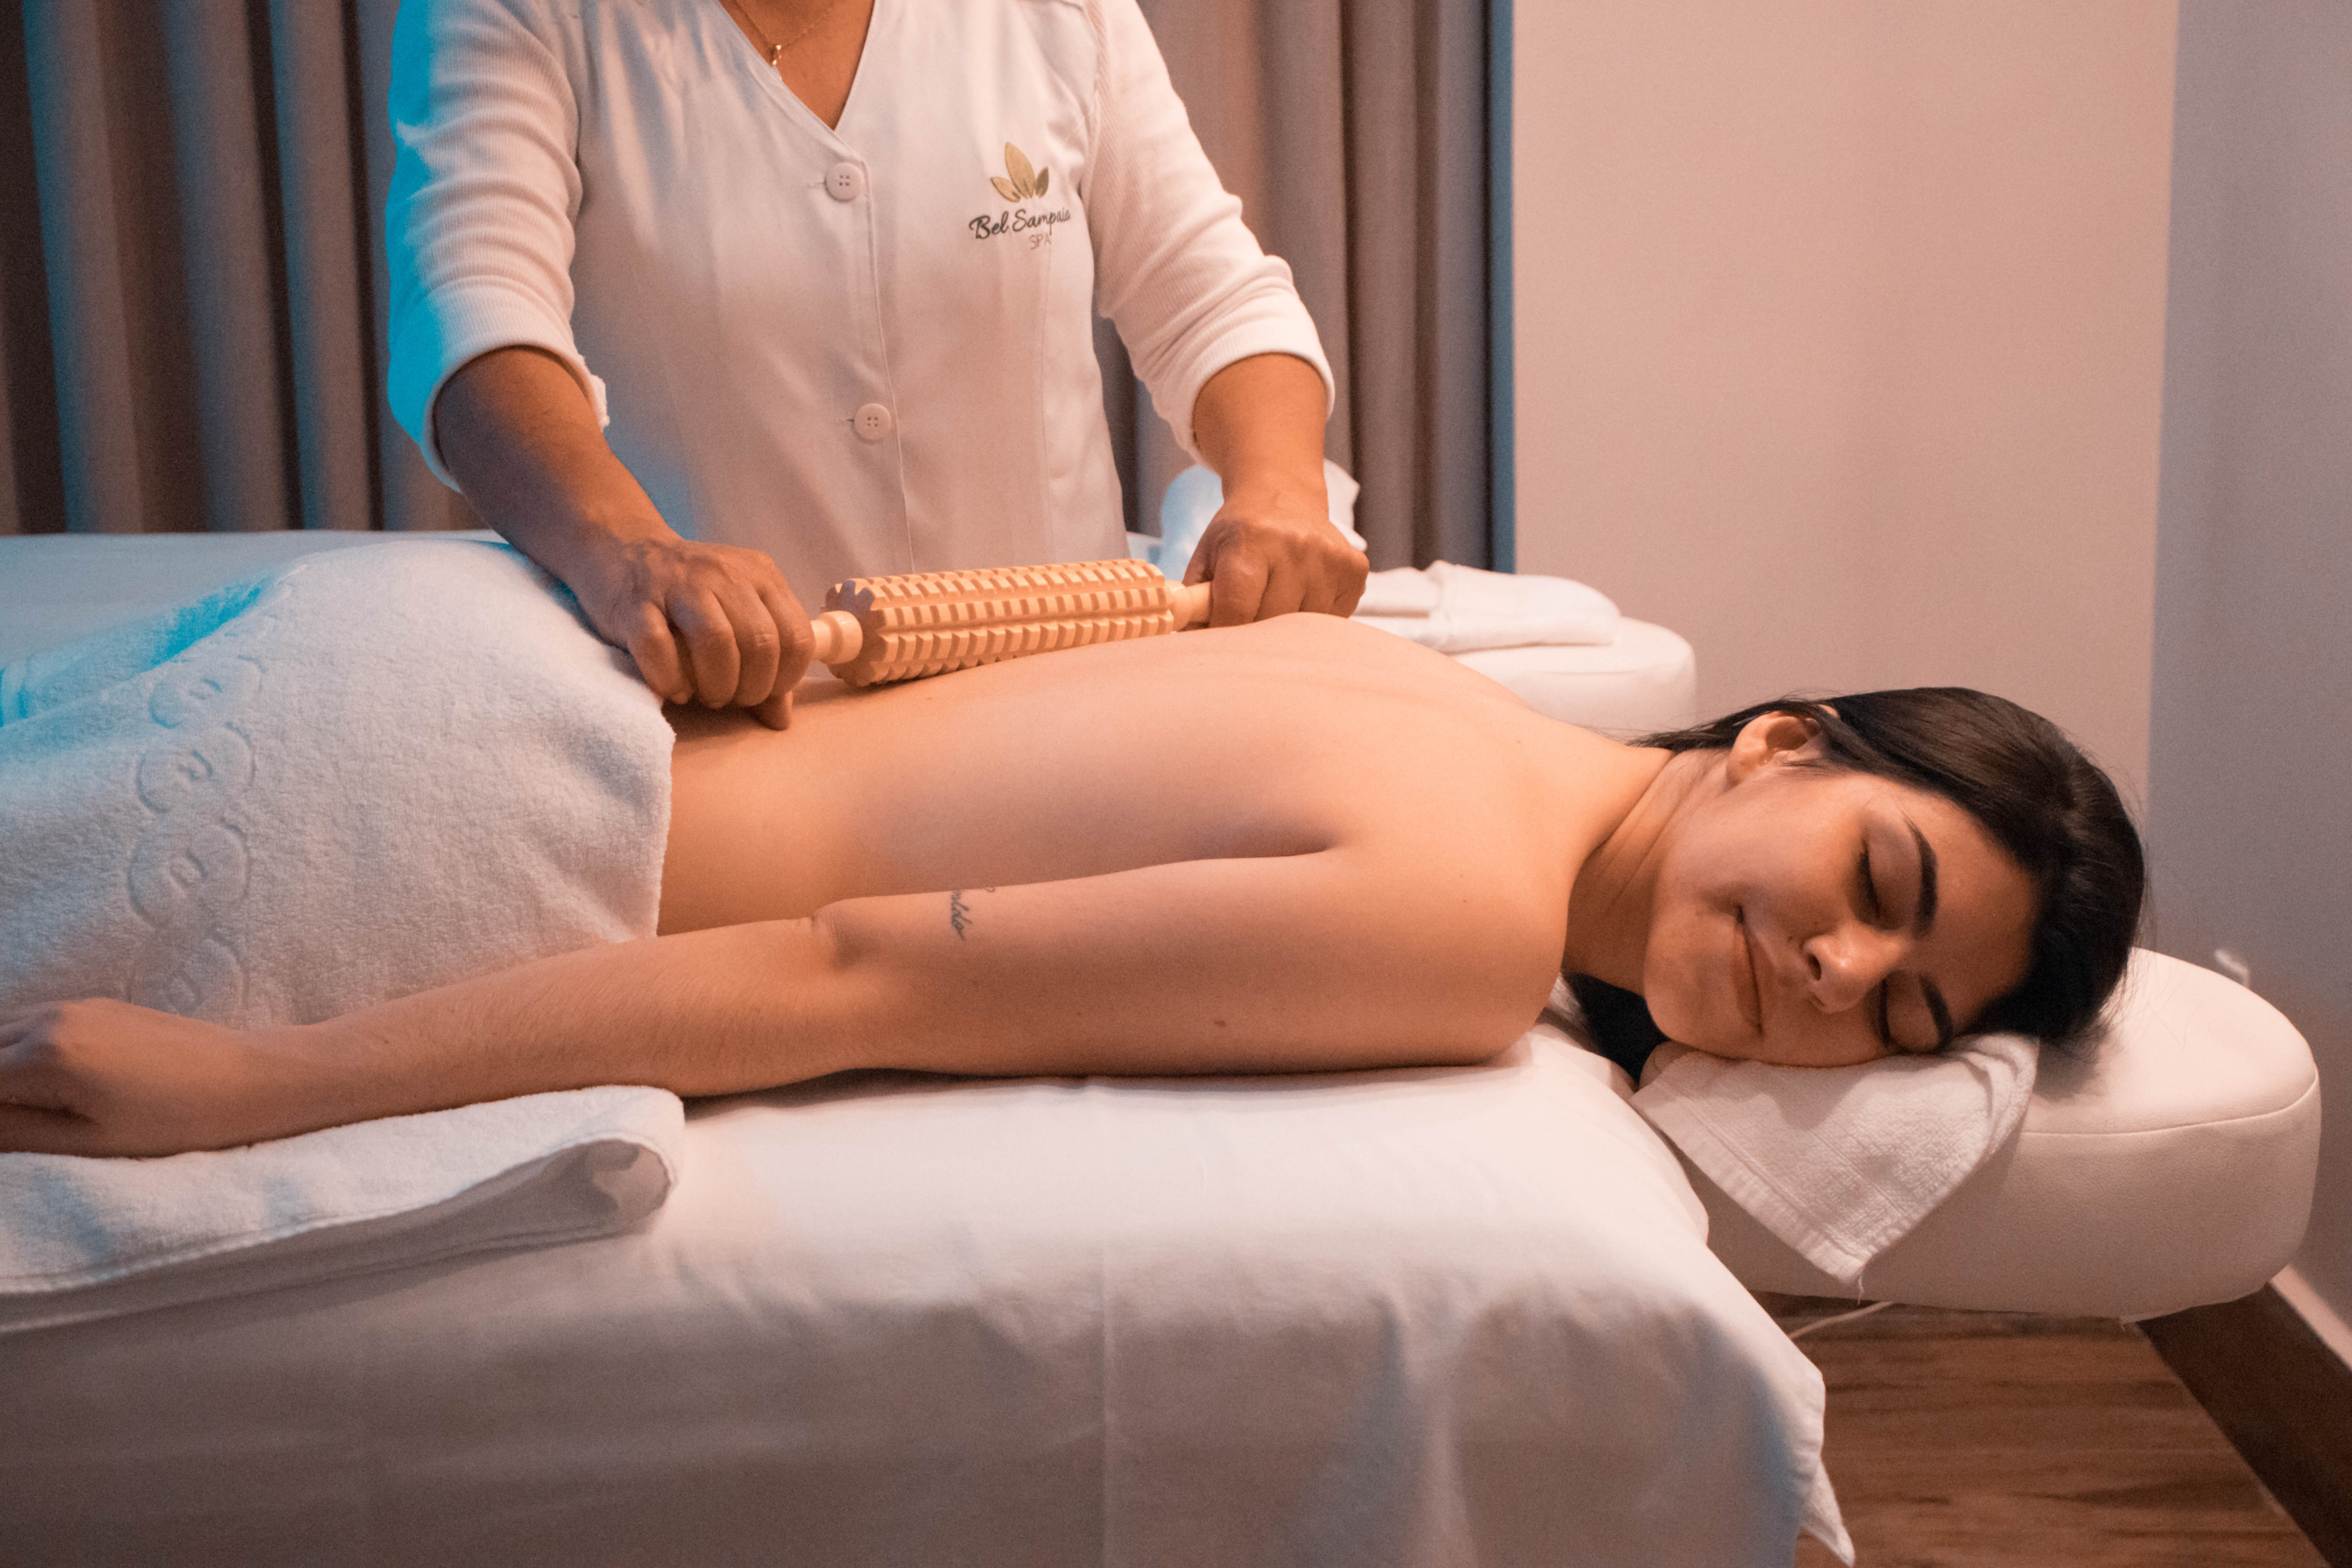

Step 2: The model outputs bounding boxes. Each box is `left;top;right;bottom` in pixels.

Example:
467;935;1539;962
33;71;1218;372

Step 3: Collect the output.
946;888;994;941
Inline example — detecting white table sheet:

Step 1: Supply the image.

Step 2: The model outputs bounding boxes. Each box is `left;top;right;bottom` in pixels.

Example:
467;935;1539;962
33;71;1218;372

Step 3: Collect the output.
0;1039;1840;1565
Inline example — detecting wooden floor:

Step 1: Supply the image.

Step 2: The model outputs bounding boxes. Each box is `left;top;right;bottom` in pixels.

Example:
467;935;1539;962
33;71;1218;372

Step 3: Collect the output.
1770;1297;2329;1567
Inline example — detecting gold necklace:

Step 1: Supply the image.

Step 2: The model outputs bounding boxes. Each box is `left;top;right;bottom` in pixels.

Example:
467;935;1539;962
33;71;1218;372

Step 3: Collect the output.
727;0;841;65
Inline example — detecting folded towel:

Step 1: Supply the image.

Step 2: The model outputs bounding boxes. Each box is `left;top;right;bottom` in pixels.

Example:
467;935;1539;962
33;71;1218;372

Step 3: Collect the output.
0;541;681;1331
1354;562;1620;653
1630;1032;2039;1287
0;1087;682;1334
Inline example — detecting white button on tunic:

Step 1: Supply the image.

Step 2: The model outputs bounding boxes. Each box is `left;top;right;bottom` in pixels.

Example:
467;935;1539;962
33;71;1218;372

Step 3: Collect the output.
386;0;1334;609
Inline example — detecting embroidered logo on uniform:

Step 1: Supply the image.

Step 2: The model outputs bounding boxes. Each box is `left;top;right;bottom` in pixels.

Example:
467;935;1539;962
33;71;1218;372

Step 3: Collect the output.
972;141;1073;248
990;142;1049;202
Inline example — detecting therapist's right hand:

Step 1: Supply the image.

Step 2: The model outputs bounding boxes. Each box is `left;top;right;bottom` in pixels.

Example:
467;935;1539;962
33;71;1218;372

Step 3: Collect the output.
565;530;814;727
436;346;812;728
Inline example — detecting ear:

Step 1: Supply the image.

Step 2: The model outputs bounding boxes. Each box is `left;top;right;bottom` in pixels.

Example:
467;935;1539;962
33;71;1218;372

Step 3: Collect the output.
1723;709;1826;785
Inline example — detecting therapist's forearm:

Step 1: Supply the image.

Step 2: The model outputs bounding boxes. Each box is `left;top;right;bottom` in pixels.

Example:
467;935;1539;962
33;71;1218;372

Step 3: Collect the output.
1191;353;1328;504
436;346;674;583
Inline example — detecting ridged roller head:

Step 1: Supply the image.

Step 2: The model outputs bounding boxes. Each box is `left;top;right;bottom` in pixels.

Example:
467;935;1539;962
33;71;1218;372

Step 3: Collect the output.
818;558;1209;686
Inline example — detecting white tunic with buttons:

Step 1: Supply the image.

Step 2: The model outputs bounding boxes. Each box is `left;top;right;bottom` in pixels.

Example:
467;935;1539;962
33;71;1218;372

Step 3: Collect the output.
385;0;1334;605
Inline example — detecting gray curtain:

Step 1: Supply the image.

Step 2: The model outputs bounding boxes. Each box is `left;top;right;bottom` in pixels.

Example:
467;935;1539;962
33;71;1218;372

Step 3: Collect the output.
1;0;1484;565
1112;0;1488;568
0;0;464;536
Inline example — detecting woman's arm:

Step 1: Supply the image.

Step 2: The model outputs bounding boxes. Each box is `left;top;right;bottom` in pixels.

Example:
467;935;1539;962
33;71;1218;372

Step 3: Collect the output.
0;852;1553;1157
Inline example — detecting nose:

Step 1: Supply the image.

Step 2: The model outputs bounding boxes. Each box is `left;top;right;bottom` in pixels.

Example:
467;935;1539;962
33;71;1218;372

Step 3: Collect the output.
1800;919;1907;1013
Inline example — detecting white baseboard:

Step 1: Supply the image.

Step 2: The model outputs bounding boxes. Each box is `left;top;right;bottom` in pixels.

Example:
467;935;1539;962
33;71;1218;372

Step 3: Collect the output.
2274;1265;2352;1372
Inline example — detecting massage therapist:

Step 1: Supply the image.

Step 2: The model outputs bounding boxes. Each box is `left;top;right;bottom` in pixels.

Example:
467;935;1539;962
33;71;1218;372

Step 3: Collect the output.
386;0;1363;725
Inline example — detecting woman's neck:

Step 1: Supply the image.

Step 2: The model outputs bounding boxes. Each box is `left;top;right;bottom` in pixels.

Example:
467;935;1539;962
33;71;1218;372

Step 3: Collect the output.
1560;748;1718;993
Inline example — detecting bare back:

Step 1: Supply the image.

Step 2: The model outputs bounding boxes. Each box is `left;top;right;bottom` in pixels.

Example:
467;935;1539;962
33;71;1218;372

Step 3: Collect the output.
663;616;1636;944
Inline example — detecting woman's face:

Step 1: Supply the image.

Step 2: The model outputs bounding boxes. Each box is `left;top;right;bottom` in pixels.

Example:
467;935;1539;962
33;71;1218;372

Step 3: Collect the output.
1640;718;2037;1067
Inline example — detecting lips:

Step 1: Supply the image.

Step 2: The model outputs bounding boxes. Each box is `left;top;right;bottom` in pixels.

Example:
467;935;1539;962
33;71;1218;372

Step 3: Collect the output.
1734;908;1764;1035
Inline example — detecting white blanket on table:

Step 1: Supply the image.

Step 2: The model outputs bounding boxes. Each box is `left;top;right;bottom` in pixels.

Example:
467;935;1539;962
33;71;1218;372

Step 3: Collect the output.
0;542;681;1333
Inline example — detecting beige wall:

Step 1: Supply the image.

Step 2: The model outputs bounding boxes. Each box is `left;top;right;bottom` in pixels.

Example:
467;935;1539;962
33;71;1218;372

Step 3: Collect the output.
2151;0;2352;1339
1510;0;2177;801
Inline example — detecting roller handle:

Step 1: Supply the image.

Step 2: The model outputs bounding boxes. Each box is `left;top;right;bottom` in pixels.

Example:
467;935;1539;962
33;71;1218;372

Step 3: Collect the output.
808;608;863;666
1169;580;1212;629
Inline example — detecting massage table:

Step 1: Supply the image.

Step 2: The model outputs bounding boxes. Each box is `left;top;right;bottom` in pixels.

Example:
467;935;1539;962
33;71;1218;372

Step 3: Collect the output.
0;531;2319;1566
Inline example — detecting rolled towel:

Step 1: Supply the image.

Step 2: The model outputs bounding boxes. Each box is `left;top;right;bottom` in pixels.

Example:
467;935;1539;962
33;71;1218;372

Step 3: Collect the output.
0;540;682;1331
1354;562;1620;653
1631;1032;2039;1288
0;1088;682;1334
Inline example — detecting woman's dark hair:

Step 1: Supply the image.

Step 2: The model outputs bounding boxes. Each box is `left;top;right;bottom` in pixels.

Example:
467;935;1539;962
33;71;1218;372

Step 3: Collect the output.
1636;687;2145;1052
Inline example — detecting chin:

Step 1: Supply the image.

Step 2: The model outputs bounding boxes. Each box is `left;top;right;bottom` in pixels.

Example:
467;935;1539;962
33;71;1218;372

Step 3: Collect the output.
1643;973;1779;1061
1637;955;1725;1054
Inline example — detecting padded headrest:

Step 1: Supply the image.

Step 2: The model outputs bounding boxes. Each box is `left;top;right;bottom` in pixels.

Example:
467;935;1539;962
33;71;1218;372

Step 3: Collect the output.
1693;950;2320;1319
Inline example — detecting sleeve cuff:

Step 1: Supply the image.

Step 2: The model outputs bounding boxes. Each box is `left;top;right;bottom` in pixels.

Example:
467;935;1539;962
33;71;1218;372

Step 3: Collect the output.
1155;323;1336;462
388;279;606;489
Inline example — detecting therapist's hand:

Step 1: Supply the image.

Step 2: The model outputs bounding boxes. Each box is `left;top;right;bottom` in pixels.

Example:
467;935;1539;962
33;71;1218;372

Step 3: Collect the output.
436;346;812;727
565;534;814;726
1183;478;1365;625
1186;353;1365;626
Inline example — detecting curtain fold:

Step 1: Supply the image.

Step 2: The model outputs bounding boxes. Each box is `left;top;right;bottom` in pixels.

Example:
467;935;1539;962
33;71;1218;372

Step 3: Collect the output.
1112;0;1488;569
1;0;1482;559
0;0;465;536
269;0;380;535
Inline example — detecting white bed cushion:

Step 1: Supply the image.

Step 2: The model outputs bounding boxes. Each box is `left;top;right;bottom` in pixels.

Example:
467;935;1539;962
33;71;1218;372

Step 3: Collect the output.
1693;949;2321;1319
1454;621;1698;735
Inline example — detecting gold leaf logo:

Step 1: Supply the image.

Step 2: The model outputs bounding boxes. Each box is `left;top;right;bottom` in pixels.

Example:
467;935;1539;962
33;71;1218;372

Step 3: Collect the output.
989;142;1049;203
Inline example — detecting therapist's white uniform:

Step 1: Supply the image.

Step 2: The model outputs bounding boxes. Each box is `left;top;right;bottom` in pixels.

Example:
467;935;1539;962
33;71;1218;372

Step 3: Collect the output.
386;0;1334;605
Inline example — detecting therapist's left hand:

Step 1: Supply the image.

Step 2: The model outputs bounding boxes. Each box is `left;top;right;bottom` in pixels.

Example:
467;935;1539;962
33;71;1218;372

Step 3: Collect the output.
1185;478;1368;626
1185;353;1364;626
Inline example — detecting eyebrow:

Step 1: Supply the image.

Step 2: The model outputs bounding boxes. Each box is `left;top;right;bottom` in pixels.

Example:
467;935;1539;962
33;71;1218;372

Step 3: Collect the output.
1905;819;1940;936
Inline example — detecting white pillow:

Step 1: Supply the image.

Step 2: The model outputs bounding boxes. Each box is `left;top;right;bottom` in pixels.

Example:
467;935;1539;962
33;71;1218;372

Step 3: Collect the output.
1680;951;2320;1318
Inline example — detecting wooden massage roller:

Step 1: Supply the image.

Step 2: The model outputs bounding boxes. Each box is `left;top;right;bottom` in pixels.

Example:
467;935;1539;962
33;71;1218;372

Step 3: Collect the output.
806;558;1214;687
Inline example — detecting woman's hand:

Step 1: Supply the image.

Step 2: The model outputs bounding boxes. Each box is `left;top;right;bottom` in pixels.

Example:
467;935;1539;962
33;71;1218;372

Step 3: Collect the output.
0;1000;317;1158
563;533;814;727
438;346;812;728
1188;353;1366;626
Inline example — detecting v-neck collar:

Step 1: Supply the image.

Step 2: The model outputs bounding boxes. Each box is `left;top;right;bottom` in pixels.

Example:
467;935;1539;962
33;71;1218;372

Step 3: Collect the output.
714;0;883;147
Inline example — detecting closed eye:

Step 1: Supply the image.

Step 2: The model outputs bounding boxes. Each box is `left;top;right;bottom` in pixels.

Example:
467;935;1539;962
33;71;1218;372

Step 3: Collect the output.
1859;843;1885;923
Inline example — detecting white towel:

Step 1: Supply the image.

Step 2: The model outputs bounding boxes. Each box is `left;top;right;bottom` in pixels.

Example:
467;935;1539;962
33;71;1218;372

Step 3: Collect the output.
0;1088;682;1333
0;541;682;1331
1631;1033;2039;1288
1354;561;1620;653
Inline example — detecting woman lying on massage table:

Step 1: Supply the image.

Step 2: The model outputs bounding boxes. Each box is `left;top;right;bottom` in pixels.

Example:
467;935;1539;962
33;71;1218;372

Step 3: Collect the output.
0;613;2142;1159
